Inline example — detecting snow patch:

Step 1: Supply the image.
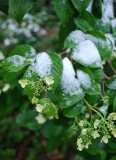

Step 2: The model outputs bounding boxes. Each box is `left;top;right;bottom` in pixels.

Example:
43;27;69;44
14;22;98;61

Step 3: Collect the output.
32;52;52;77
67;30;86;45
77;70;91;88
111;19;116;28
102;0;114;19
61;58;83;95
86;0;93;12
72;40;102;67
8;55;26;67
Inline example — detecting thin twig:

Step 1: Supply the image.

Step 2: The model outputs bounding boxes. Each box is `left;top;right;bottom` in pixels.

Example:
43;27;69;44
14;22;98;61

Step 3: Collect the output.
108;60;116;74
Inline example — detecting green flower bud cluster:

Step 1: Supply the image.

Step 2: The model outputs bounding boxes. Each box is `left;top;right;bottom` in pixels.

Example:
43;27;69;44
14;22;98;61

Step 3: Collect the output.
35;98;58;119
19;76;54;98
77;113;116;151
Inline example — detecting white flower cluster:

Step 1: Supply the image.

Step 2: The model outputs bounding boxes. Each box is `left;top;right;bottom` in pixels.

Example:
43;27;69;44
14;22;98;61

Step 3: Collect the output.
77;113;116;151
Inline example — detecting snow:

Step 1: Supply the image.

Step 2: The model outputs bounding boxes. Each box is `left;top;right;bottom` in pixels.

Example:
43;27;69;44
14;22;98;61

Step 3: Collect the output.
102;0;114;19
105;33;116;50
61;58;83;95
32;52;52;77
67;30;86;45
77;70;91;88
72;40;102;67
86;0;93;12
111;19;116;28
85;34;104;44
7;55;26;67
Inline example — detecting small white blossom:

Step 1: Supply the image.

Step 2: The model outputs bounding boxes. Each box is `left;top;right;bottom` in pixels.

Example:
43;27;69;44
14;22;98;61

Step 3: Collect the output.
85;141;91;149
79;120;85;127
36;114;46;124
31;97;39;104
77;138;84;151
101;135;111;144
92;131;100;139
94;119;100;129
81;129;87;135
35;104;45;113
45;76;54;85
2;84;10;92
0;51;5;60
19;79;28;88
108;113;116;120
112;129;116;138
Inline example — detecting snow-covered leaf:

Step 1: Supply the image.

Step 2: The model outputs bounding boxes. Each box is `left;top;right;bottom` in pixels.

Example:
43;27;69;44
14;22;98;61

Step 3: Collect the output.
72;40;102;68
77;67;101;95
52;58;84;108
106;76;116;90
0;55;28;72
86;32;113;60
31;52;63;91
64;30;86;49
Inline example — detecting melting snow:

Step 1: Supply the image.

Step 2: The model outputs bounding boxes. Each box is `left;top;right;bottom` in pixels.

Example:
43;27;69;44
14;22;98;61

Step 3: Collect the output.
102;0;114;20
77;70;91;88
72;40;102;67
61;58;83;95
32;52;52;77
67;30;86;45
86;0;93;12
111;19;116;28
7;55;26;67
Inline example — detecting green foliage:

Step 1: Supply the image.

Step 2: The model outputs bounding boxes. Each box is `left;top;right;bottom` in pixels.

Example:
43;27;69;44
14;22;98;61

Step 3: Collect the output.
71;0;91;13
0;0;116;159
74;11;96;31
53;0;74;24
9;0;33;22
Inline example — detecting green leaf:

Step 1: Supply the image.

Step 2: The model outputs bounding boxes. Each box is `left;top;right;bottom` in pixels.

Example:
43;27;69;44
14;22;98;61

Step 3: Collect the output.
106;89;116;105
96;19;110;33
63;101;83;118
111;156;116;160
74;11;96;31
16;110;40;131
42;122;62;139
9;44;36;58
48;52;63;91
77;67;101;95
0;55;28;72
9;0;33;22
53;0;74;24
71;0;91;13
106;76;116;90
63;125;77;139
113;96;116;112
93;69;103;83
39;98;58;119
